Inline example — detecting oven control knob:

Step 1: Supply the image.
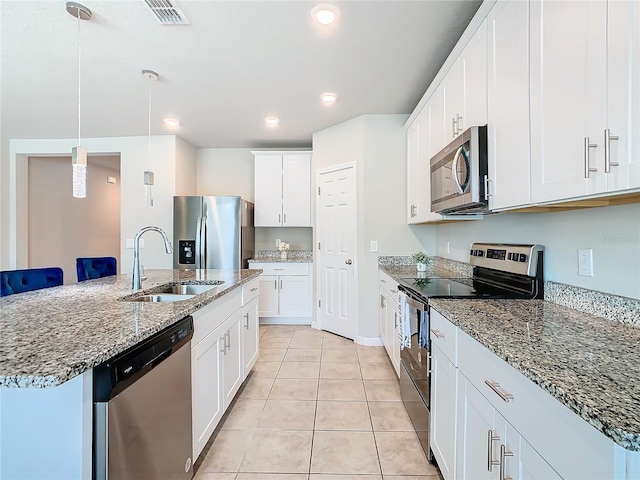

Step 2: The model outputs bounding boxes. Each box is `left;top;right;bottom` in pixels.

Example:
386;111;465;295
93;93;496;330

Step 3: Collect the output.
519;254;527;262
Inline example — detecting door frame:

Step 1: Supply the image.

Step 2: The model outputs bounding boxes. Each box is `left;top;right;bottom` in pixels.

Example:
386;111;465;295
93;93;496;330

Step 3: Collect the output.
314;162;359;339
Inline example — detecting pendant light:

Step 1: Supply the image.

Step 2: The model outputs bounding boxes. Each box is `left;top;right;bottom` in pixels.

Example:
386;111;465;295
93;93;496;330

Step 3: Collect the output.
142;69;158;207
66;2;92;198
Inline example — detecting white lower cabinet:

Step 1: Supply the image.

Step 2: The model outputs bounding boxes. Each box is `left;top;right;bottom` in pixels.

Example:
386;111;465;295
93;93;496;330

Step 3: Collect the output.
191;280;260;462
379;270;400;377
252;262;312;323
430;344;457;480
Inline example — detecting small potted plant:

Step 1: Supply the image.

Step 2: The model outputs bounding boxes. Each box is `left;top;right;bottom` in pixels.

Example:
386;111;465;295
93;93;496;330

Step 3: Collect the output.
412;252;431;272
278;241;290;260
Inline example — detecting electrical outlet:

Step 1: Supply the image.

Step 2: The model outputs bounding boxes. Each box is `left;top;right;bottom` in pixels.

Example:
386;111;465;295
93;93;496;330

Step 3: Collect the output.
445;241;450;254
578;249;593;276
275;238;281;248
370;240;378;252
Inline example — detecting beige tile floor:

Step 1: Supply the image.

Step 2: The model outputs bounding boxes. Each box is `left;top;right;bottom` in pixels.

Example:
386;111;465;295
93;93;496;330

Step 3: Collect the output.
195;325;440;480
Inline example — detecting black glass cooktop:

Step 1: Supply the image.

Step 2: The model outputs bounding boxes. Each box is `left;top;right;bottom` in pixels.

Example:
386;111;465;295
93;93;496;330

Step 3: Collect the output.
398;276;536;300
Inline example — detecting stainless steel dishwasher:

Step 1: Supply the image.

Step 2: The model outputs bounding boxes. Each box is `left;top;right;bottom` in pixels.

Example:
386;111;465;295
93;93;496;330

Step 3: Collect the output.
93;316;194;480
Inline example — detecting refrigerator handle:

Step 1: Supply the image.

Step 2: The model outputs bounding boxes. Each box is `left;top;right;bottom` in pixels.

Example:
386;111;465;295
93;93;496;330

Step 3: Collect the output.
195;216;203;268
200;216;207;268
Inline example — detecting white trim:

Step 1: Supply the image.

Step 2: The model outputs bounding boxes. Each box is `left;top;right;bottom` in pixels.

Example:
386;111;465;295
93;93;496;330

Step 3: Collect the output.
250;150;311;155
258;317;312;326
355;336;384;347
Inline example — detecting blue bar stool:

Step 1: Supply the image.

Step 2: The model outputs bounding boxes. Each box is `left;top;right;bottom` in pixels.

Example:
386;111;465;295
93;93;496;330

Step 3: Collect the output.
0;267;64;297
76;257;117;282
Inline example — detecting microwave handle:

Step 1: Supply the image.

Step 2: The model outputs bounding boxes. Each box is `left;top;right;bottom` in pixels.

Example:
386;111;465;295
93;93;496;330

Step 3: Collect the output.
452;146;466;194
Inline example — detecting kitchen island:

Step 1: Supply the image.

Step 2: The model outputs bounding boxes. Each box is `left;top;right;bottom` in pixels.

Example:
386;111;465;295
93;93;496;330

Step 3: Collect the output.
0;269;261;479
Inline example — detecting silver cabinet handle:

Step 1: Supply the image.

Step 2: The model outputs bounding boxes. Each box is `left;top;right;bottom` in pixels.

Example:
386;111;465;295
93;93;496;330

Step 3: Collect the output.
452;117;457;137
584;137;598;178
220;336;226;355
278;213;281;224
390;289;397;294
456;114;463;134
274;279;277;289
380;279;386;283
250;287;258;292
604;129;620;173
280;279;283;289
394;311;398;328
345;259;353;265
487;430;501;472
500;444;514;480
430;328;444;339
380;294;386;309
244;312;250;329
274;268;284;271
484;174;492;200
484;380;514;403
283;213;287;224
225;330;231;351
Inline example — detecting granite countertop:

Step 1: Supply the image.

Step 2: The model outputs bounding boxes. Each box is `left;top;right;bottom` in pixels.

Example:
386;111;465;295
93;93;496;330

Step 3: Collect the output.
249;249;312;264
379;264;466;279
429;298;640;451
0;269;262;389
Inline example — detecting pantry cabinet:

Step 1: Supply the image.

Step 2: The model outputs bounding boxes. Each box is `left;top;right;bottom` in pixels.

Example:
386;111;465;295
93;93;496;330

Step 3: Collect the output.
253;151;312;227
486;0;531;210
252;262;312;323
530;0;639;203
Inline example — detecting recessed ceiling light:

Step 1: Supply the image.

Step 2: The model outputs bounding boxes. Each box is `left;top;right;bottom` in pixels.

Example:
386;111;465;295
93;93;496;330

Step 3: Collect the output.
265;116;280;127
163;118;180;128
311;4;340;25
320;92;338;105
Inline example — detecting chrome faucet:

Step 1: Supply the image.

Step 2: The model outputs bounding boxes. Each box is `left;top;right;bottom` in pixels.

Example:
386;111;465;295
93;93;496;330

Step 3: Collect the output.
132;226;173;291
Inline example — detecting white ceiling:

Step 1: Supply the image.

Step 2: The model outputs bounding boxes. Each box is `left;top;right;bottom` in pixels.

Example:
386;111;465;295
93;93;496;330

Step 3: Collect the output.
1;0;481;149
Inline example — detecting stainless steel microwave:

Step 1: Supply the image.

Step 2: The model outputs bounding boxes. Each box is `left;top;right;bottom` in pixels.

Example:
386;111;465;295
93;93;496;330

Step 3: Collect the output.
430;125;488;214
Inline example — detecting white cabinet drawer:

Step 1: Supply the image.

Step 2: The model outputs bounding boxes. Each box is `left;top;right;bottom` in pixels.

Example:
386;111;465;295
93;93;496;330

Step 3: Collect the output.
379;270;399;298
192;287;242;346
242;278;259;305
250;262;310;276
458;328;617;480
430;308;457;366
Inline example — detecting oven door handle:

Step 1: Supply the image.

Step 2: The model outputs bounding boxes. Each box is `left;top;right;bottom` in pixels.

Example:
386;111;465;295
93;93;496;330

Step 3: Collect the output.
401;293;427;310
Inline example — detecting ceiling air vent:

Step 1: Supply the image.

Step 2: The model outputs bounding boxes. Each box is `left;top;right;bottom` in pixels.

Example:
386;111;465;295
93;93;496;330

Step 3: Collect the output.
142;0;190;25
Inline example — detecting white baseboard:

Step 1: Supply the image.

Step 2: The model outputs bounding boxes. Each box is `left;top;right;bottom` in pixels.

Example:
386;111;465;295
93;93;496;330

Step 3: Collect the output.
355;335;384;347
259;317;312;326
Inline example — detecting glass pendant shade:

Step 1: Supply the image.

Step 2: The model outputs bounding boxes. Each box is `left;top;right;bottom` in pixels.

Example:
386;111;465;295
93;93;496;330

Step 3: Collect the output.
72;146;87;198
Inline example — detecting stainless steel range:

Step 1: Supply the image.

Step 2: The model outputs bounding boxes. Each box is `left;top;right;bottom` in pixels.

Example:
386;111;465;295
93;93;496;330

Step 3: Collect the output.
396;243;544;462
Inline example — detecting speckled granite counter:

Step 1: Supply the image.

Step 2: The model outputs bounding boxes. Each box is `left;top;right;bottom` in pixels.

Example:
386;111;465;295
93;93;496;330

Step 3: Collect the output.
249;249;312;263
429;298;640;451
0;269;262;388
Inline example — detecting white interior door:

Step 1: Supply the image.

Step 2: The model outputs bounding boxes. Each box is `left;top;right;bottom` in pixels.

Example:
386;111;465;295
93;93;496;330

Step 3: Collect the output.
316;165;357;339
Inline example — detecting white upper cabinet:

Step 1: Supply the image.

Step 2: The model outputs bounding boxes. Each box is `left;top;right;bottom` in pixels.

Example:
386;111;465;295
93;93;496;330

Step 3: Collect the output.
530;0;639;203
407;107;441;223
486;0;531;210
442;20;488;147
253;151;311;227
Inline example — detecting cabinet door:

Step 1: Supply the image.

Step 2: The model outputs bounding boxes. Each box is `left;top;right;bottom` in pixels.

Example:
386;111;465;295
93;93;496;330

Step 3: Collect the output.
430;345;457;480
517;431;562;480
416;106;442;222
258;275;279;317
279;275;311;317
254;154;283;226
407;118;420;223
456;375;500;480
242;297;259;377
428;88;447;161
442;63;462;142
222;310;243;408
390;306;400;377
530;0;607;202
461;20;487;131
283;154;311;226
379;291;390;357
487;0;531;210
192;325;224;461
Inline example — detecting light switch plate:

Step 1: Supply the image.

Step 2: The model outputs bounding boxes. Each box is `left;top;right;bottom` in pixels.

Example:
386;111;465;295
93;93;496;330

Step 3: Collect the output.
370;240;378;252
275;238;281;248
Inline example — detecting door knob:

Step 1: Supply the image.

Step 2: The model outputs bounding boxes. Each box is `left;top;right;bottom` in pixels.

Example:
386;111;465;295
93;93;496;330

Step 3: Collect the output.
345;259;353;265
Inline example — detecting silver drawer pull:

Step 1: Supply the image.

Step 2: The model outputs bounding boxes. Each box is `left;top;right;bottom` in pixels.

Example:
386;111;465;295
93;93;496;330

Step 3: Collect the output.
485;380;514;403
250;287;258;292
500;444;514;480
430;328;444;339
390;289;397;294
487;429;500;472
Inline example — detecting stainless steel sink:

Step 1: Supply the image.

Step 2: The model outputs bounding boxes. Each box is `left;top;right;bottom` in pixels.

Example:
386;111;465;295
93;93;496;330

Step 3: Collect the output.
156;283;222;295
128;293;196;303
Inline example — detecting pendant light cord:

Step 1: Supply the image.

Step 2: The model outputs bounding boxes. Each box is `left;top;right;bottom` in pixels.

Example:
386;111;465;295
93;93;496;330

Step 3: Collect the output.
77;11;82;145
148;83;152;166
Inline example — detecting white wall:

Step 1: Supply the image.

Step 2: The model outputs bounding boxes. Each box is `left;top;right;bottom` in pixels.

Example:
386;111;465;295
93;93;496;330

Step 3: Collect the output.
255;227;313;250
175;136;197;196
196;148;255;200
433;203;640;299
8;136;188;275
313;114;437;341
28;156;120;284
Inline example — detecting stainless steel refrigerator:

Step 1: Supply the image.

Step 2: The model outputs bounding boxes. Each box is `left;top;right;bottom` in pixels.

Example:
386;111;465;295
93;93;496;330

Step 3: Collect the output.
173;196;254;270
